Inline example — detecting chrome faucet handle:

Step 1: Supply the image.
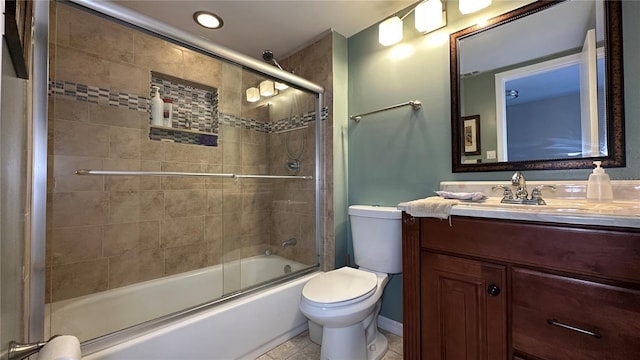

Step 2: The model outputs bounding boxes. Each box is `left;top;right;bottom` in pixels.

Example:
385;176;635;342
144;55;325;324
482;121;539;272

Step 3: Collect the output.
530;185;557;205
492;185;514;200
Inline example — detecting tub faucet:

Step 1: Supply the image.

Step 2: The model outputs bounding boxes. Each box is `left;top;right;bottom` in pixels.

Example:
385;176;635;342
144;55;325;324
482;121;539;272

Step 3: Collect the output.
282;238;297;248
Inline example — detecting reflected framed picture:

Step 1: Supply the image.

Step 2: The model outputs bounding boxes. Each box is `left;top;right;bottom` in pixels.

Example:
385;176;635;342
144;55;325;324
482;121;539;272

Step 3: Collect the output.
5;0;33;79
462;115;481;155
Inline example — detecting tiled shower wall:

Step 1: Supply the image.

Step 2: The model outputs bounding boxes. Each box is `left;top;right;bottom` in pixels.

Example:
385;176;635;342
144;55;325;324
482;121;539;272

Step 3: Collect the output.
46;2;327;303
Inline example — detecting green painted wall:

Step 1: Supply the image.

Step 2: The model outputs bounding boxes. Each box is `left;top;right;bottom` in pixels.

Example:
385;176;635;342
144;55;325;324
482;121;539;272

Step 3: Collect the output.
345;1;640;323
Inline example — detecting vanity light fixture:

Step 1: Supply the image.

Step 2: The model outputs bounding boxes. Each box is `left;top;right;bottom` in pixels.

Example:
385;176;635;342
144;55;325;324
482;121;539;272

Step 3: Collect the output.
459;0;491;15
379;0;447;46
193;11;224;29
259;80;276;97
246;87;260;102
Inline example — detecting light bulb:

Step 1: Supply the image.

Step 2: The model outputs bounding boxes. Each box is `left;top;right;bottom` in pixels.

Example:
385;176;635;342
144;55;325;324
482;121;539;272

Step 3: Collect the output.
415;0;444;33
246;87;260;102
259;80;275;97
379;16;403;46
274;82;289;90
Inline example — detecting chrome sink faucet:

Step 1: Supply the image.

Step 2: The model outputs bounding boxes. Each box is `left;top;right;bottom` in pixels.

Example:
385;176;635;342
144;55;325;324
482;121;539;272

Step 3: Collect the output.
492;172;556;205
511;171;528;200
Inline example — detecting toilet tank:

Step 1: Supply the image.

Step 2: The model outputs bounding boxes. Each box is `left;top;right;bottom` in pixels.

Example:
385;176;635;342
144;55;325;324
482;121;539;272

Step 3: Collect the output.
349;205;402;274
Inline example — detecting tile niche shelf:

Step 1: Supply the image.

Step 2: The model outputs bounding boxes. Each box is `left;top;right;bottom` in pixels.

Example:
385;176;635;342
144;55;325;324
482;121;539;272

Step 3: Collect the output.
149;125;218;146
149;71;219;147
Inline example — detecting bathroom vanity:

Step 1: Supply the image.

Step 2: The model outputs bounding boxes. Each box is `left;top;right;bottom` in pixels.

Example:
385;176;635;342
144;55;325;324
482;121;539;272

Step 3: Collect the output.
401;190;640;359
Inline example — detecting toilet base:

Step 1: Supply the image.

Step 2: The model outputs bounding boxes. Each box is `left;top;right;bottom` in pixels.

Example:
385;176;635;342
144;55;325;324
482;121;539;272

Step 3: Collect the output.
367;332;389;360
319;325;388;360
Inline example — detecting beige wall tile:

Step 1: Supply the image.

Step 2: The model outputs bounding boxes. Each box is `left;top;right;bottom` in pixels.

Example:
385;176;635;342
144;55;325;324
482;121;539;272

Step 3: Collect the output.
183;50;222;88
109;191;141;224
65;5;134;63
164;243;208;275
163;142;214;164
140;133;166;161
53;119;109;157
139;221;160;249
207;189;223;214
51;191;108;228
204;215;223;244
108;249;164;288
55;45;110;87
164;189;206;218
161;216;204;248
90;103;146;129
140;190;164;221
51;226;103;266
103;222;142;257
54;97;89;122
51;259;109;301
110;127;141;160
109;61;150;96
133;34;184;77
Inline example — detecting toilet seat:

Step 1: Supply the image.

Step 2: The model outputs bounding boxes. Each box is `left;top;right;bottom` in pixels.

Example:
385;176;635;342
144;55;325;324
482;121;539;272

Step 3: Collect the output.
302;267;377;307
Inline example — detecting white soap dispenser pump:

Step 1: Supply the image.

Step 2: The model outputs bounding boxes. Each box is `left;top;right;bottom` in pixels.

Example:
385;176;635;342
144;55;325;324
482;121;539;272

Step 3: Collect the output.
150;86;163;126
586;160;613;201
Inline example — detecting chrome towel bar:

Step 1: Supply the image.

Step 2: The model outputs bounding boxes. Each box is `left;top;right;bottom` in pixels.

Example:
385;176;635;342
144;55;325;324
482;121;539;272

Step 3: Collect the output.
75;169;312;180
349;100;421;122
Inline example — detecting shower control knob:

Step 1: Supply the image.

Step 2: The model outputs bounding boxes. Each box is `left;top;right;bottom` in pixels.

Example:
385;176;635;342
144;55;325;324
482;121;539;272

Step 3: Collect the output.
487;284;501;296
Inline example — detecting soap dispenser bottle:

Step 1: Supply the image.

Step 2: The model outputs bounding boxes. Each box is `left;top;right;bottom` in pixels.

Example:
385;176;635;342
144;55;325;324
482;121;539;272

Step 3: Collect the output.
586;161;613;201
150;86;163;126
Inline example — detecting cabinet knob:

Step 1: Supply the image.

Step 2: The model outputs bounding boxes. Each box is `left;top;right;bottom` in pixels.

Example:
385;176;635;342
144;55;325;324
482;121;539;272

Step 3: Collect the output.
487;284;501;296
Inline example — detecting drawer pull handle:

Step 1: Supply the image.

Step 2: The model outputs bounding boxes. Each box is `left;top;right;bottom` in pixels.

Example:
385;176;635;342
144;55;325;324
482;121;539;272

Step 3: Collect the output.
547;319;602;339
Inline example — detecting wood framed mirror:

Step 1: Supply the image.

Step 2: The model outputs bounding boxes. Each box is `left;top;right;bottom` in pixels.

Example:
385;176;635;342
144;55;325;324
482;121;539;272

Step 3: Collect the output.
450;0;624;172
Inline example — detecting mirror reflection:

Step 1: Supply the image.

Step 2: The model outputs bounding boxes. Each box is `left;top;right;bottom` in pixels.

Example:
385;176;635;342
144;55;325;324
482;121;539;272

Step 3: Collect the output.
451;0;625;172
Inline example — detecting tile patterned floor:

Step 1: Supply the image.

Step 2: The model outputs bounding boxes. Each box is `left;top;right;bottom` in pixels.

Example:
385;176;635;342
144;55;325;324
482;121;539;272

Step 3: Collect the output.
256;328;402;360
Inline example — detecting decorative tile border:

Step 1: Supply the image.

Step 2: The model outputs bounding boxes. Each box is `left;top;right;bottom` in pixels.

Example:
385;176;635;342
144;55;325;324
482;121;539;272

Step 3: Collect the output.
49;79;324;134
49;79;148;111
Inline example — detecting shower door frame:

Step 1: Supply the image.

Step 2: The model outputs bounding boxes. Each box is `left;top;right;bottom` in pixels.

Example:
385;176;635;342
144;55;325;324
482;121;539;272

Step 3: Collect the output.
31;0;325;351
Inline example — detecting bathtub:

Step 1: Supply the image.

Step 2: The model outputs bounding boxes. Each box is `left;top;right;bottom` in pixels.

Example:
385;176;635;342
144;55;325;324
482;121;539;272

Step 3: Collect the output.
46;255;318;358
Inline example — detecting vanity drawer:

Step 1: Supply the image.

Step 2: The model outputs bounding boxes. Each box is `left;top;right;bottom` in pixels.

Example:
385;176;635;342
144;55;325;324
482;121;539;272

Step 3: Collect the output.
420;217;640;283
512;268;640;360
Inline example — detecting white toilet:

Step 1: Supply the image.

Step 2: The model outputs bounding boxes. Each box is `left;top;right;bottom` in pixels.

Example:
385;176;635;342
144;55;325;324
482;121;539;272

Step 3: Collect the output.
299;205;402;360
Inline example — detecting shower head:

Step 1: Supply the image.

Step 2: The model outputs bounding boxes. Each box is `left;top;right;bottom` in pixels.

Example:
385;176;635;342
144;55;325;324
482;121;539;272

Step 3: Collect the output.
262;49;284;71
262;49;274;62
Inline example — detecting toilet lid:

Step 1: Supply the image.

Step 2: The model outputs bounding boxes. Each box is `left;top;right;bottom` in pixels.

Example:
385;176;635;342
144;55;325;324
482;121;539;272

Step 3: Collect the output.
303;267;377;304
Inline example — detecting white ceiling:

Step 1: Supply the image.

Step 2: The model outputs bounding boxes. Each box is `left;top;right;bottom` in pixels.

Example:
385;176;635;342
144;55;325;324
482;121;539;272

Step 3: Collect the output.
111;0;415;61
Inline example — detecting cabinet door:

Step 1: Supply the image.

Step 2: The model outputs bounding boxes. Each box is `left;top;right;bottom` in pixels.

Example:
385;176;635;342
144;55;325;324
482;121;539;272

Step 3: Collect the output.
422;252;507;360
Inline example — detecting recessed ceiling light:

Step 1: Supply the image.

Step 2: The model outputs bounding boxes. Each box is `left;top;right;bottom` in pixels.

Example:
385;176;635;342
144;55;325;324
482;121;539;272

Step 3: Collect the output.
193;11;223;29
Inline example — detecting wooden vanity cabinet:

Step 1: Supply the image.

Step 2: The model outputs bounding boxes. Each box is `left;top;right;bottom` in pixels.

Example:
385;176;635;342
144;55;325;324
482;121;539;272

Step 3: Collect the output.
402;213;640;360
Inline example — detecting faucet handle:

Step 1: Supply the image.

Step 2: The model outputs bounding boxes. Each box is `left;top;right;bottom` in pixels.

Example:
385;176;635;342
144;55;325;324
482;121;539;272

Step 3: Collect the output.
492;185;514;200
530;185;557;204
